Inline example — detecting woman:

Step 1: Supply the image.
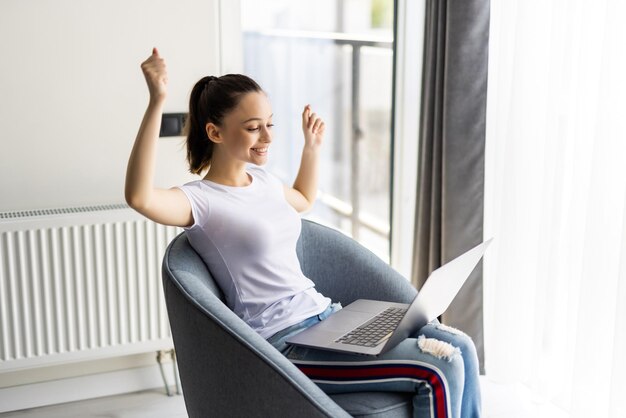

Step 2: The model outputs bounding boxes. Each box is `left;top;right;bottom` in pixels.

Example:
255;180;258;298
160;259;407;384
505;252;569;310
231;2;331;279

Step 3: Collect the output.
125;48;482;418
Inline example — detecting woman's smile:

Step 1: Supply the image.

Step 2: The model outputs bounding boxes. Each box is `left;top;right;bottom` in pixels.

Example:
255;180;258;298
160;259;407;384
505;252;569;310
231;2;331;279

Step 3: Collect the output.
251;146;268;156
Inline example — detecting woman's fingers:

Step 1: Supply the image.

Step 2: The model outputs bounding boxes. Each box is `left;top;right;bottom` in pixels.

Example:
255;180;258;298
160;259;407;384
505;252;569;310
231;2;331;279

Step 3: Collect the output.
302;105;322;128
302;104;311;127
309;115;325;133
308;112;317;129
313;119;324;133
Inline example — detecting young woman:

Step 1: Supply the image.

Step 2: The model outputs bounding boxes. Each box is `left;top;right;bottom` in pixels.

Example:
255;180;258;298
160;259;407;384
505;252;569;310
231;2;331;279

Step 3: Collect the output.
126;48;482;418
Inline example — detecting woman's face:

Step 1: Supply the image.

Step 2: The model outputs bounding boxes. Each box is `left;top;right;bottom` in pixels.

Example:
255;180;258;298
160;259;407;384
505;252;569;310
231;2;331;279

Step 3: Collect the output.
214;91;274;166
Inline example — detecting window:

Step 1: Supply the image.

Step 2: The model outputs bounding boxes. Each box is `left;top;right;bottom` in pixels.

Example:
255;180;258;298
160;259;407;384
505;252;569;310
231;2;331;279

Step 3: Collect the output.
241;0;395;261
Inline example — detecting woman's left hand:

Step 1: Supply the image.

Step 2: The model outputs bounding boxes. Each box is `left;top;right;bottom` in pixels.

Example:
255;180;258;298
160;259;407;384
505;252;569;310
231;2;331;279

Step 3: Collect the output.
301;104;325;150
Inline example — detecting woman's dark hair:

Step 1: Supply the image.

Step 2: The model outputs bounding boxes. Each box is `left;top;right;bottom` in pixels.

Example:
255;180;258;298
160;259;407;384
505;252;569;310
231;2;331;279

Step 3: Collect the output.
184;74;263;175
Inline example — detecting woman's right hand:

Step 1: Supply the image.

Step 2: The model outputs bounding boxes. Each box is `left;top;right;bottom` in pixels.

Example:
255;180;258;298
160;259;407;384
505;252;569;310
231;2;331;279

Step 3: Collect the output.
140;47;168;102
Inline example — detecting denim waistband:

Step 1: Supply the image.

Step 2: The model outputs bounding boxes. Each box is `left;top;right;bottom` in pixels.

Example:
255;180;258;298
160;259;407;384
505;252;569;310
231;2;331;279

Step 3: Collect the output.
267;302;342;347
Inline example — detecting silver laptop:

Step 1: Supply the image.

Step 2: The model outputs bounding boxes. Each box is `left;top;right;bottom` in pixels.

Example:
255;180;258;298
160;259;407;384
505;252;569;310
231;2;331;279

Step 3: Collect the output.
286;239;492;356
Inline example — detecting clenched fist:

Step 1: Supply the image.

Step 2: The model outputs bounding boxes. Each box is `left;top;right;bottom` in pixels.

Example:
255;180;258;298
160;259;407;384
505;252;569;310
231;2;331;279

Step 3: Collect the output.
140;47;168;102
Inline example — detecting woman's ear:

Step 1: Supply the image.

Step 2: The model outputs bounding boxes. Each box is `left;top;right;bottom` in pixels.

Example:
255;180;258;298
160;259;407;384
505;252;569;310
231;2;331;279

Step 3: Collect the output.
205;123;222;143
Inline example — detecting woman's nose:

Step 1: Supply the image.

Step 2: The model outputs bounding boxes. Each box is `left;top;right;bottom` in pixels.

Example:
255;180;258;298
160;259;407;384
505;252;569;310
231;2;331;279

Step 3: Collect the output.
260;126;272;142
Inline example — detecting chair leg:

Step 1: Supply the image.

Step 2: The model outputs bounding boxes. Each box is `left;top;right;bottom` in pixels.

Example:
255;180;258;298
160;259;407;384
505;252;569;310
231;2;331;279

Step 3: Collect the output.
156;350;172;396
170;349;182;395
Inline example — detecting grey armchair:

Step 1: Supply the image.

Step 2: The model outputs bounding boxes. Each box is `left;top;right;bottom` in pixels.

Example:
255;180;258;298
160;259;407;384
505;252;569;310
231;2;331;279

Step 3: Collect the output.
162;219;418;417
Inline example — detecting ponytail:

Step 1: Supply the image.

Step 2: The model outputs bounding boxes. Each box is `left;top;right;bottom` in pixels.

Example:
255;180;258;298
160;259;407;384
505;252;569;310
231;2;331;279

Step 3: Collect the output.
184;74;263;175
185;76;215;175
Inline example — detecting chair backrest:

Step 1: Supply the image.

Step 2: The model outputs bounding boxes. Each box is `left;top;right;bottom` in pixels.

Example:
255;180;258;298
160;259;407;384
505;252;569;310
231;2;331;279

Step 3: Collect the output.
296;220;416;305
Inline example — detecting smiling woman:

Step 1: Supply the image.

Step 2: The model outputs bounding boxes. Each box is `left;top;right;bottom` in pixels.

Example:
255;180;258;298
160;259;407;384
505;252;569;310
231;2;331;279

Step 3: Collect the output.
124;42;483;417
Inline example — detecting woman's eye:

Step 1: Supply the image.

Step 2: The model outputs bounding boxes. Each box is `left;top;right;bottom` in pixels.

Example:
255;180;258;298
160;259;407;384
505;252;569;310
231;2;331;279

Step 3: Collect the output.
246;124;273;132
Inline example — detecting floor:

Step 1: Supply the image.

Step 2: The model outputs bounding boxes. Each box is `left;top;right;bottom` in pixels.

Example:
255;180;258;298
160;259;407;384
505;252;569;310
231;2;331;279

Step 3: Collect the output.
1;377;569;418
0;389;187;418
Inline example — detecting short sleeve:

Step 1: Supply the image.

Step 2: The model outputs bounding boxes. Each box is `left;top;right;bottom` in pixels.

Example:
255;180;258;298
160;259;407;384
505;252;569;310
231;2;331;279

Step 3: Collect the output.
176;181;210;231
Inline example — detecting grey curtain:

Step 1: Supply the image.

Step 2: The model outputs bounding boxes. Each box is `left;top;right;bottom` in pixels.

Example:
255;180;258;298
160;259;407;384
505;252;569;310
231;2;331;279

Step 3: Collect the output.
412;0;490;373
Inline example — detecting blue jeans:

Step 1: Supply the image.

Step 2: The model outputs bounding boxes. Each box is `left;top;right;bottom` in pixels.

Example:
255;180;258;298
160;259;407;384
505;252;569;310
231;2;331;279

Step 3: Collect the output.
267;303;481;418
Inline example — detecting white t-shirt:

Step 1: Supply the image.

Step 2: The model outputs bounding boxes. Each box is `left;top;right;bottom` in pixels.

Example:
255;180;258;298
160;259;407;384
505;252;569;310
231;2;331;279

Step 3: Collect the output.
177;165;331;339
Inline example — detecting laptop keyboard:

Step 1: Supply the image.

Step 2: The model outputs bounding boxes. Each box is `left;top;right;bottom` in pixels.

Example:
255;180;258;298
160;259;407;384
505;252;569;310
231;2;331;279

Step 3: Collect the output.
335;307;407;348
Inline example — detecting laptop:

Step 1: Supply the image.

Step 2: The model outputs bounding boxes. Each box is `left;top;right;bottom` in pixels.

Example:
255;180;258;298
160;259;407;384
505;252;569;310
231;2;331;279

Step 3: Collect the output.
286;239;492;356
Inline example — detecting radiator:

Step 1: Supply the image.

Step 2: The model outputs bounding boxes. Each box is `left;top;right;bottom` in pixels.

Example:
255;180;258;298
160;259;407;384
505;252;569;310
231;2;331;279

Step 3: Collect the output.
0;204;181;372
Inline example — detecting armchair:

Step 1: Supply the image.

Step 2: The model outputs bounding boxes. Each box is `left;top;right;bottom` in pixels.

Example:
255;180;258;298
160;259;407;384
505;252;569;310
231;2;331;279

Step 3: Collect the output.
162;219;418;417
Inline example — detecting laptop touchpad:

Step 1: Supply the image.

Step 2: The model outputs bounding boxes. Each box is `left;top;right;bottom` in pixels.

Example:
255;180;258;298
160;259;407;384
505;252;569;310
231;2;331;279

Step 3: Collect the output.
320;309;373;333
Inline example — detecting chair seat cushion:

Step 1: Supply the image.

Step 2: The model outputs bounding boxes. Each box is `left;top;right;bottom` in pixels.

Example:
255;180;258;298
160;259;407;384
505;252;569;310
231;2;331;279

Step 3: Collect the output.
330;392;412;418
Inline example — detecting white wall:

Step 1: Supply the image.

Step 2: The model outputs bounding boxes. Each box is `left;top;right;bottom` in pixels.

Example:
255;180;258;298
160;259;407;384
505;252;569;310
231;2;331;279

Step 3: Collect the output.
0;0;240;212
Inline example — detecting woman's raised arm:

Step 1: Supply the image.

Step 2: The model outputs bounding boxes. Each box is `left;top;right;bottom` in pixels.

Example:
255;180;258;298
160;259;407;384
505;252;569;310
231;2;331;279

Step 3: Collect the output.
124;48;193;227
283;104;325;212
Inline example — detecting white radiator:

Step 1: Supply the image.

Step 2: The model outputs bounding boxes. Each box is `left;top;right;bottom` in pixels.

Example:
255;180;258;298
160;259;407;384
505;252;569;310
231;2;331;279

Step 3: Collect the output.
0;204;181;372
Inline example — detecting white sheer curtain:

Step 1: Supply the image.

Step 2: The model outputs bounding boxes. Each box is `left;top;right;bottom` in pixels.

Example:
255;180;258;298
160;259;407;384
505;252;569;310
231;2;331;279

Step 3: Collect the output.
484;1;626;417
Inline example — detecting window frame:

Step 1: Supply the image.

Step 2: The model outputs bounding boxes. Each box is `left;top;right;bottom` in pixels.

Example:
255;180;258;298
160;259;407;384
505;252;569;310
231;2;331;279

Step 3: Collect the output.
389;0;425;278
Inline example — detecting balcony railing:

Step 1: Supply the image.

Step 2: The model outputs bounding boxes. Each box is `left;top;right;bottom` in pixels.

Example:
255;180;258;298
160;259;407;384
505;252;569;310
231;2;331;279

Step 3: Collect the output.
244;29;393;241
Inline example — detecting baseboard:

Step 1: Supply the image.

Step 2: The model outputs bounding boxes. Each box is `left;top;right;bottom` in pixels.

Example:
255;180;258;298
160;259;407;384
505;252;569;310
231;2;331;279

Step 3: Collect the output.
0;362;179;413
